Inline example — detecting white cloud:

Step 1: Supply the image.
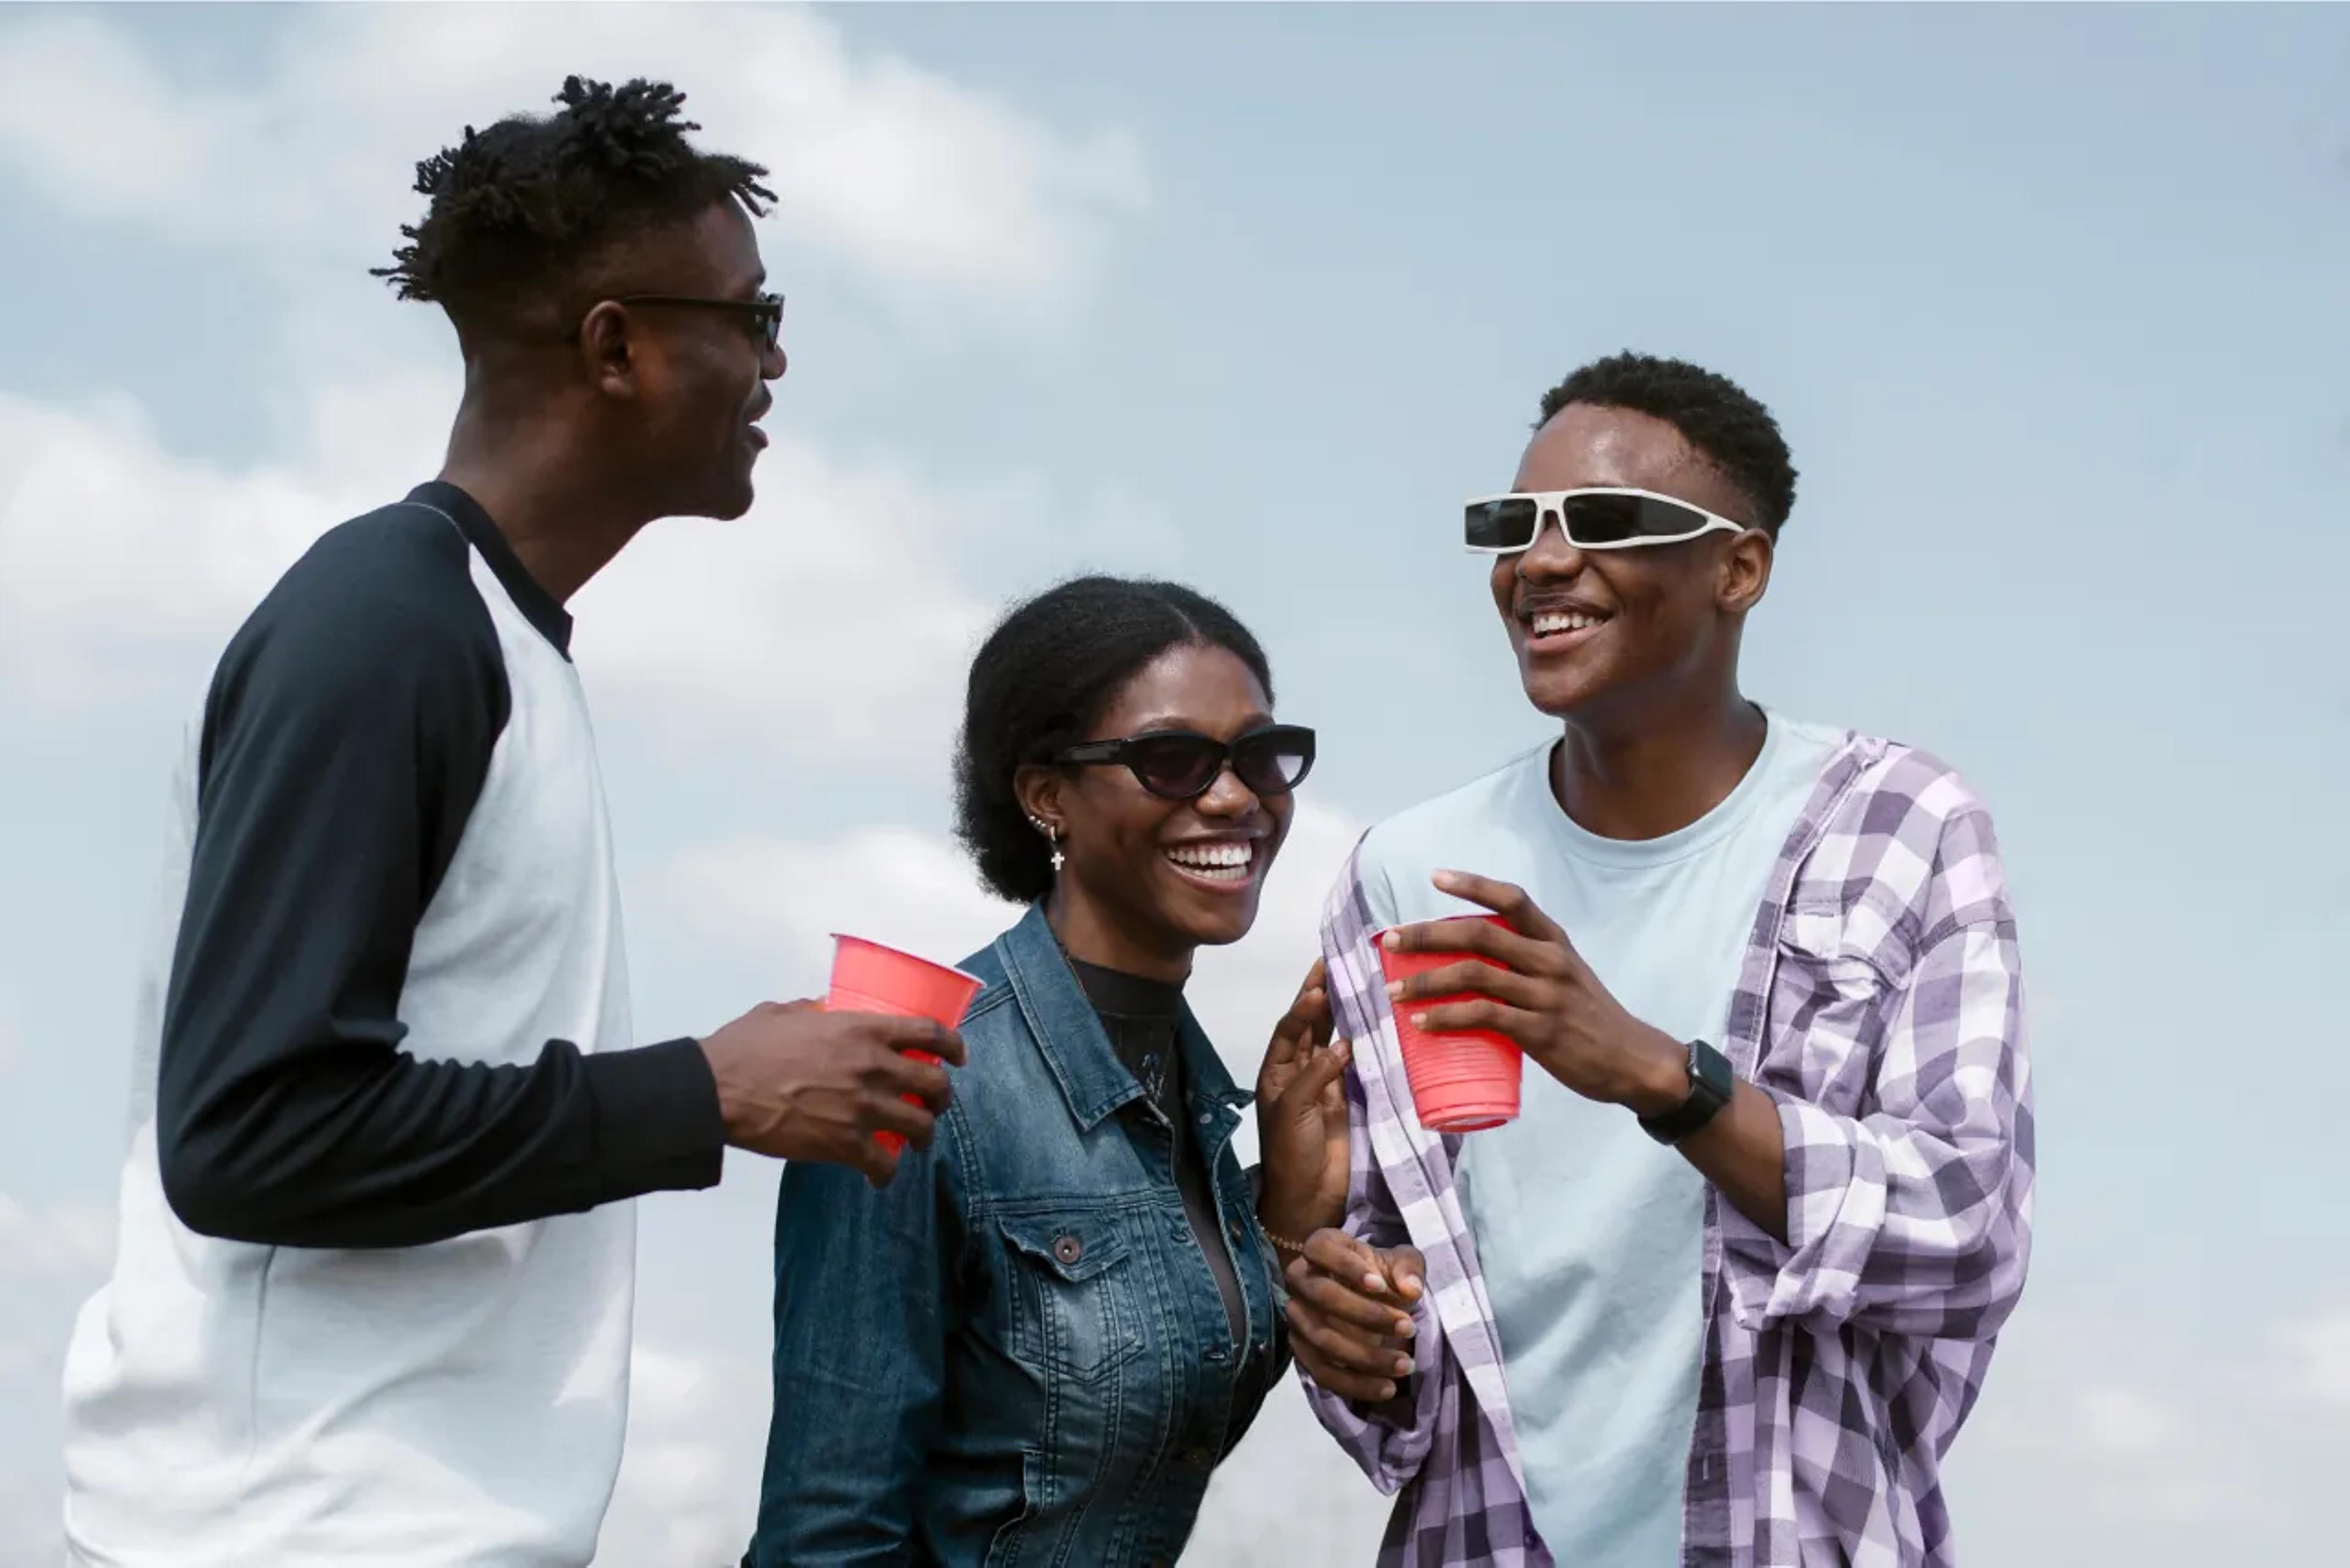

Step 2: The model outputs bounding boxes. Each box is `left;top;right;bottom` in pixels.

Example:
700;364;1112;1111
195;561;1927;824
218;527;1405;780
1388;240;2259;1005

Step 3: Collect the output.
660;823;1021;992
0;381;991;756
0;386;425;701
596;1342;767;1568
2072;1384;2179;1460
0;1193;115;1281
0;5;1146;304
570;439;991;756
2279;1305;2350;1407
0;1193;114;1567
1956;1310;2283;1540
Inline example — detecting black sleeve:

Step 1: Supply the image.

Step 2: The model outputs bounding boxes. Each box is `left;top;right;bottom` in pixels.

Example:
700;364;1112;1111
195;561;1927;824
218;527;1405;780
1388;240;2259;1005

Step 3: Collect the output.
155;510;725;1249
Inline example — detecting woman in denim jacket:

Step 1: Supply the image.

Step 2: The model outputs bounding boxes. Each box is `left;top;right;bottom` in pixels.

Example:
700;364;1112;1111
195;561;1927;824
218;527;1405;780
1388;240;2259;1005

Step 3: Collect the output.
746;576;1351;1567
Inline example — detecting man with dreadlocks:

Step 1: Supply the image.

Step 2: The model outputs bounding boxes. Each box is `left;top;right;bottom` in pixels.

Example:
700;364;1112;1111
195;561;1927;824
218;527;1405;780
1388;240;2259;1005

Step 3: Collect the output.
60;77;964;1567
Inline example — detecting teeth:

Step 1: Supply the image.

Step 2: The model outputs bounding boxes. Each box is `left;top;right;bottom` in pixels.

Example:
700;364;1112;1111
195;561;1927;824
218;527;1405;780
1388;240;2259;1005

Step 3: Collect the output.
1531;610;1603;636
1165;843;1254;881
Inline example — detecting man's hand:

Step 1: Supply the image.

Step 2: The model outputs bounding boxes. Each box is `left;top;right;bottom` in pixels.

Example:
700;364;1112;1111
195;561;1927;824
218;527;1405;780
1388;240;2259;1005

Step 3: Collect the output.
699;1001;966;1187
1285;1229;1425;1405
1256;960;1352;1242
1383;870;1689;1114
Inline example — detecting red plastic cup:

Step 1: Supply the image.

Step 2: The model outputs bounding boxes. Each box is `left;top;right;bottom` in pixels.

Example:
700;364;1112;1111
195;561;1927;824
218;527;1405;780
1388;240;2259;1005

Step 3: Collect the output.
1376;916;1523;1133
825;935;983;1155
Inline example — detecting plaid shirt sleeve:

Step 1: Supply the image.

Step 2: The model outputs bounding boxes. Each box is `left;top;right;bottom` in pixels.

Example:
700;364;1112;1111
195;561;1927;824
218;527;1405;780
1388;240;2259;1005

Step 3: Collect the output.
1295;848;1554;1568
1296;849;1447;1494
1720;758;2035;1344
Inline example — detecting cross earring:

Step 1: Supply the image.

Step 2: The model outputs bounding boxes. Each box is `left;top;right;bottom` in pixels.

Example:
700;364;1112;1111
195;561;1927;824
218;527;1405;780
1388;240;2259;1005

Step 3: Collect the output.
1028;815;1065;873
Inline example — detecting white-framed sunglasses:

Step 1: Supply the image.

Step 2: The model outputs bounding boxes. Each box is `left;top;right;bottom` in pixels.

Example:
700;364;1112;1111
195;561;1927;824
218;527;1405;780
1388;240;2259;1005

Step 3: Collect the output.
1463;487;1751;553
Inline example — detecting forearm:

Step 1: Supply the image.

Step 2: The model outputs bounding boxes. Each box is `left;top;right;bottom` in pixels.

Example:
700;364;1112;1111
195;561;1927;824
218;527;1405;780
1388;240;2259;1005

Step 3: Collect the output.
1619;1026;1788;1242
159;1036;725;1247
1675;1080;1788;1242
1253;1163;1343;1242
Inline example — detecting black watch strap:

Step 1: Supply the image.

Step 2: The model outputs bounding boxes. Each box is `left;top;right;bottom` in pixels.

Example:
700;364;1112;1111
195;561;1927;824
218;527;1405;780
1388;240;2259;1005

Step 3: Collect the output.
1638;1039;1735;1146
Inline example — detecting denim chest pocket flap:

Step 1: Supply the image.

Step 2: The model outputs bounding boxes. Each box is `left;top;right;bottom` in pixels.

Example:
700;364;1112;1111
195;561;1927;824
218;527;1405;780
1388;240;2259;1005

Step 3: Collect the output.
996;1210;1146;1383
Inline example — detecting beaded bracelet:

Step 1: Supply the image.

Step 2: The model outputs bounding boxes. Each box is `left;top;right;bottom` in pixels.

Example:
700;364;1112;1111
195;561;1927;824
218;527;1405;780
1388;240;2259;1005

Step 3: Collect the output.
1258;1222;1312;1260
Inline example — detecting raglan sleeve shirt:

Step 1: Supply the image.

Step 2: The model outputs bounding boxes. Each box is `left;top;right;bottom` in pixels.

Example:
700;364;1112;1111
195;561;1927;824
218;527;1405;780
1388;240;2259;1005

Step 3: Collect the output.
154;511;726;1250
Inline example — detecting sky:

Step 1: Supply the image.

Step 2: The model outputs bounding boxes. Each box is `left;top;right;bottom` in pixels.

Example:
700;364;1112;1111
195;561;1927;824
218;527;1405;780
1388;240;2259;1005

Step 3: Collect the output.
0;3;2345;1564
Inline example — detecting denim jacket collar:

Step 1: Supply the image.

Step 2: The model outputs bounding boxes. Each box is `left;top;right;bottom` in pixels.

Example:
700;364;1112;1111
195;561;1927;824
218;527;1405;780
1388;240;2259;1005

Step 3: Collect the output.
995;902;1253;1134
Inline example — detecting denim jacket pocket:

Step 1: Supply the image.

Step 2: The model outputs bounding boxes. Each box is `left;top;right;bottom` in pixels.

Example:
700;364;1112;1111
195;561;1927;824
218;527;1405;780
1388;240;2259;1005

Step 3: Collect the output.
999;1210;1146;1384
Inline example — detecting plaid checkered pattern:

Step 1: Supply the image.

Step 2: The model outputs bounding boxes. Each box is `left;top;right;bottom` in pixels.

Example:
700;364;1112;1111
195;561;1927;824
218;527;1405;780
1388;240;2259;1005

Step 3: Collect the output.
1299;734;2034;1567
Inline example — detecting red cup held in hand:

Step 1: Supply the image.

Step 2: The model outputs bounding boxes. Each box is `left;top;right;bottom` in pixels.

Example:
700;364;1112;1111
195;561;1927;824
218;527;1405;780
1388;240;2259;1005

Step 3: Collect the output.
825;935;983;1155
1376;915;1523;1133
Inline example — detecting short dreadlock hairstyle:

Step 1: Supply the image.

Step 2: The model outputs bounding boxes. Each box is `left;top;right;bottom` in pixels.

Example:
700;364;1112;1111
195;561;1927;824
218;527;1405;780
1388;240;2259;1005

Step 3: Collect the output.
1536;353;1799;537
374;75;774;342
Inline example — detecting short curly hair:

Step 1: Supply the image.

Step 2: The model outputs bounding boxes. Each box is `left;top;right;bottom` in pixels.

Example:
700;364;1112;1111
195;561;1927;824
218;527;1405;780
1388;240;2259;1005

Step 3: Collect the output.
955;577;1274;905
1537;352;1798;537
373;75;774;342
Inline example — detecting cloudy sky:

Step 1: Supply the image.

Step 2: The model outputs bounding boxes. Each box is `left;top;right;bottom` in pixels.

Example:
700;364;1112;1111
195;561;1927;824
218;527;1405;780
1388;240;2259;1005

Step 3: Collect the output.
2;4;2346;1564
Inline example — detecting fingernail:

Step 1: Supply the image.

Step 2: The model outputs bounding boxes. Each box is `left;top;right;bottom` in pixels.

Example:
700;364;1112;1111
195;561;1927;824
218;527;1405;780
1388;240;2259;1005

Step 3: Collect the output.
1381;931;1400;950
1395;1318;1416;1338
1363;1273;1387;1293
1384;981;1402;1000
1378;1382;1397;1400
1410;1013;1428;1028
1393;1356;1413;1376
1332;1039;1351;1061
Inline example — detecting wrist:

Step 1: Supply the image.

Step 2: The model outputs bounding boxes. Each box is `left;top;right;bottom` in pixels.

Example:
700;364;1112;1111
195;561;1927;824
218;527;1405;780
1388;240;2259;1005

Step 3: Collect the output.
1618;1025;1692;1118
1255;1187;1330;1250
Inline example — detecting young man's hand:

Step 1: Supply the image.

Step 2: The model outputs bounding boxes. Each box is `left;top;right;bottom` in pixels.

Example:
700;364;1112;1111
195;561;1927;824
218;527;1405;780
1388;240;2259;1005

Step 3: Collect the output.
1382;870;1690;1116
1285;1228;1425;1405
699;1001;966;1187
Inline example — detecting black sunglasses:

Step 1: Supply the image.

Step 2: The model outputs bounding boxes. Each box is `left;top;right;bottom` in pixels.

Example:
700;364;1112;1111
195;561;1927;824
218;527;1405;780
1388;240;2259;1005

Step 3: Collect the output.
1053;724;1316;802
609;291;786;353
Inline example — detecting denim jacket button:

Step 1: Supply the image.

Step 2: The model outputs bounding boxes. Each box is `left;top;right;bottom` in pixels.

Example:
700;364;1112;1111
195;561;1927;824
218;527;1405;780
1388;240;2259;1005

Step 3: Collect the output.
1052;1234;1083;1266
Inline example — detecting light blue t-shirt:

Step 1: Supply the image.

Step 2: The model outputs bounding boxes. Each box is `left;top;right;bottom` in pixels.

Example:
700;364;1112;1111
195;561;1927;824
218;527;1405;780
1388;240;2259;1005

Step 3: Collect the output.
1357;712;1840;1563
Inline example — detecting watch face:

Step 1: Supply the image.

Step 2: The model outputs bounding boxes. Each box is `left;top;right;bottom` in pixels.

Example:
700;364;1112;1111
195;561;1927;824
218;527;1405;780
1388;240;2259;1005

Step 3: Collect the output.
1690;1040;1734;1107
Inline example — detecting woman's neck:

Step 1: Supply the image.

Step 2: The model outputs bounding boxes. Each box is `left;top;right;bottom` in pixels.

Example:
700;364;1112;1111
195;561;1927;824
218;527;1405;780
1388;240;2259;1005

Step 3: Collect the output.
1043;883;1193;986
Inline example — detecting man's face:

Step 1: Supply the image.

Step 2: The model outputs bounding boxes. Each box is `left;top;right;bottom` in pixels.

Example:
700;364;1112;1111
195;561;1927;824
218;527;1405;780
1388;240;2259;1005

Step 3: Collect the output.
1488;403;1772;723
610;199;788;522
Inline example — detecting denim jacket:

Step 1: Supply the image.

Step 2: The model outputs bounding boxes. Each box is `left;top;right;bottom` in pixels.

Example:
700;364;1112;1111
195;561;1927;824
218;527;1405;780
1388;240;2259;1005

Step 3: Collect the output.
747;903;1289;1567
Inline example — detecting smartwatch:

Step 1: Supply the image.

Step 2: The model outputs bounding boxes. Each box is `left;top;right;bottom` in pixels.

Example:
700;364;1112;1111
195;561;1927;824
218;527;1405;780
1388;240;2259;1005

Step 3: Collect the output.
1638;1038;1735;1146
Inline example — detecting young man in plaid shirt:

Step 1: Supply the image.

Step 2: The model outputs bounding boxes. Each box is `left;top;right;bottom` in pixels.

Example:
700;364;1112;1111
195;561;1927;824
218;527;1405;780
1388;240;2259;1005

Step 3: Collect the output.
1281;353;2033;1568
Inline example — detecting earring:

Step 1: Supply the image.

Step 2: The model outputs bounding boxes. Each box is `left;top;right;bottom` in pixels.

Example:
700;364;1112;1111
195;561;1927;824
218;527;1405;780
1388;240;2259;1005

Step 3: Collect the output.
1027;815;1065;873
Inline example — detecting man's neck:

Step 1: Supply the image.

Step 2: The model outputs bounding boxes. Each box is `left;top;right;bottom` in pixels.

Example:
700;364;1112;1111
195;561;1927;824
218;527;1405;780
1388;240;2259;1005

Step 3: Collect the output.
437;401;649;607
1551;684;1768;842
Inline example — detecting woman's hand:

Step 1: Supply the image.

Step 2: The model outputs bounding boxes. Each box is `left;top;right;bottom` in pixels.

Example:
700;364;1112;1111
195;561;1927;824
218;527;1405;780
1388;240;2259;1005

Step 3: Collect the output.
1255;959;1352;1243
1285;1229;1424;1405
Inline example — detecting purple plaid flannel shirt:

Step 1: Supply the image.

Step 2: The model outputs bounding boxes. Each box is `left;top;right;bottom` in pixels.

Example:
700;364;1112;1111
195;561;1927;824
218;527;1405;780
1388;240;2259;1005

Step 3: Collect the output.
1299;733;2034;1568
